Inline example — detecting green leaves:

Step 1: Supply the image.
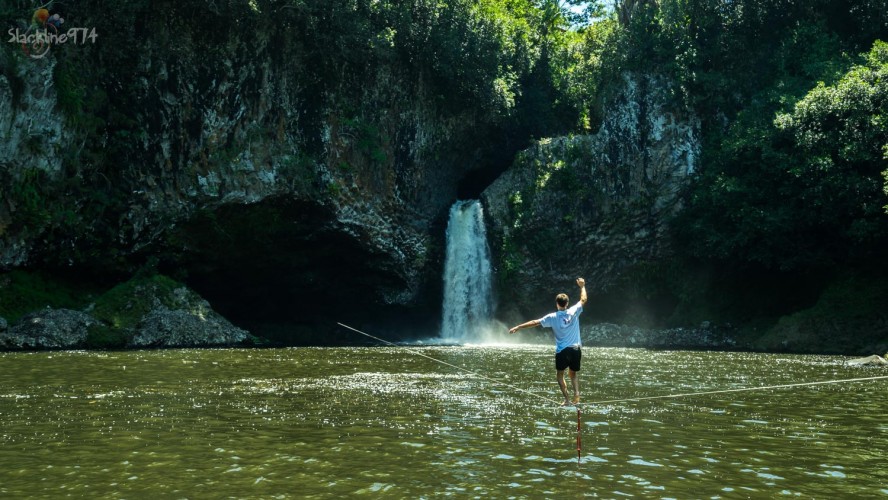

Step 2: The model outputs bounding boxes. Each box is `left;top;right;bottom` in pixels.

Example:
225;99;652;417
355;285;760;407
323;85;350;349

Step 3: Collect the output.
681;38;888;273
776;39;888;227
777;40;887;168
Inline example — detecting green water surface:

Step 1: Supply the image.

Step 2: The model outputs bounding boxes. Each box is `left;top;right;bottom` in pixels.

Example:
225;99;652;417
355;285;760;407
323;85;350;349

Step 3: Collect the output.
1;346;885;498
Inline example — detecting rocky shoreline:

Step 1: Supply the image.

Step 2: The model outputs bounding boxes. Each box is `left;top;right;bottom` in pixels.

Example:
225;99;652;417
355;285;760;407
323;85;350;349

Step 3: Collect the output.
582;322;888;357
2;317;886;356
0;307;251;351
0;273;881;354
0;316;740;351
581;322;739;350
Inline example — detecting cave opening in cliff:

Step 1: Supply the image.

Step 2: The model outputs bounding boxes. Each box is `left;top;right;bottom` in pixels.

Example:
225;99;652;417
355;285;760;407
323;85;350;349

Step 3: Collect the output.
455;132;528;200
457;163;507;200
158;197;439;345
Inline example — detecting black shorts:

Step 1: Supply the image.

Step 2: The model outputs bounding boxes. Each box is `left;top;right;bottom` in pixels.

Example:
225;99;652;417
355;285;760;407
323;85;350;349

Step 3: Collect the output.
555;346;582;372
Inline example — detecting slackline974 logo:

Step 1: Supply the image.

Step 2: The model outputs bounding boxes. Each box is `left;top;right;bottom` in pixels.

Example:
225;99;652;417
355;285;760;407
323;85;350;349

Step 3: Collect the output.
6;7;97;59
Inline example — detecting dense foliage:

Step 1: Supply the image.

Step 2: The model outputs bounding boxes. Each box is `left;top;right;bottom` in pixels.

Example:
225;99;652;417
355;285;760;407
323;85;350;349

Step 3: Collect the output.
603;0;887;336
478;0;887;338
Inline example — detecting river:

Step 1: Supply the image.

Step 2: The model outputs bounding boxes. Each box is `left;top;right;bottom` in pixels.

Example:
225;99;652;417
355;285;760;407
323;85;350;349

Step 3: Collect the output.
1;346;885;498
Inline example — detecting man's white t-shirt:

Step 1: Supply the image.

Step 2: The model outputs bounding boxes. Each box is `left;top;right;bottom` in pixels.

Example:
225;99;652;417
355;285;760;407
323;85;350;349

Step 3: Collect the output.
539;302;583;353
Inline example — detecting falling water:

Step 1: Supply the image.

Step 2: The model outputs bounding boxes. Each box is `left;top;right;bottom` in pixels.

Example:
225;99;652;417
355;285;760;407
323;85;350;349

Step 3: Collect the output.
440;200;495;342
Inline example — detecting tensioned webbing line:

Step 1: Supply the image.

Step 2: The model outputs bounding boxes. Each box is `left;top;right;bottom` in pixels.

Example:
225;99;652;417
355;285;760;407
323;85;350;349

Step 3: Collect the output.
338;323;888;406
339;322;583;462
337;322;562;405
337;322;887;465
583;374;888;406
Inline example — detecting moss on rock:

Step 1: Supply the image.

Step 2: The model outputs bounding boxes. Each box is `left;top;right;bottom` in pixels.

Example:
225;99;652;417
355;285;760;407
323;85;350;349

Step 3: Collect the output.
91;274;186;331
0;273;251;350
88;274;249;348
84;323;129;350
0;270;96;323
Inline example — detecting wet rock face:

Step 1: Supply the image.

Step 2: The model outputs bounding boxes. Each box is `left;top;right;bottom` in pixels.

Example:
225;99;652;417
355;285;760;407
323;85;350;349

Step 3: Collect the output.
483;74;700;320
0;52;71;268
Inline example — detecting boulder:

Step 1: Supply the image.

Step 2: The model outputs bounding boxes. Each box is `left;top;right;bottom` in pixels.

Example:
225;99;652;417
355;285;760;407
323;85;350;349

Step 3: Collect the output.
90;275;252;348
131;304;249;348
1;308;96;349
846;355;888;366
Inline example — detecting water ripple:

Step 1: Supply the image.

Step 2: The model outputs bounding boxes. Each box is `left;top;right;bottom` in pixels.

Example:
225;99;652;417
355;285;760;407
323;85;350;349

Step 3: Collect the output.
0;346;883;498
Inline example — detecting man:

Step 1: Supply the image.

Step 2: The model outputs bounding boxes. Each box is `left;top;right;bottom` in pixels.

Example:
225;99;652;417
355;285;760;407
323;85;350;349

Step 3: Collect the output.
509;278;587;406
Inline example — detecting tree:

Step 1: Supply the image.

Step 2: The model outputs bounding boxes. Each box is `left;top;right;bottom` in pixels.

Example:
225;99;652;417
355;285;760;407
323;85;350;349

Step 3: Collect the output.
775;39;888;244
615;0;657;26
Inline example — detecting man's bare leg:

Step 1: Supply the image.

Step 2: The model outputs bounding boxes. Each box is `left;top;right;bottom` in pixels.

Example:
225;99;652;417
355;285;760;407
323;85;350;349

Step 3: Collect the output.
569;369;580;404
556;369;571;406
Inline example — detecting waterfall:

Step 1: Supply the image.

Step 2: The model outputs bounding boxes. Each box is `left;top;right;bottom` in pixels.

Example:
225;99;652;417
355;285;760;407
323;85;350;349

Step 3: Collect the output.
440;200;495;342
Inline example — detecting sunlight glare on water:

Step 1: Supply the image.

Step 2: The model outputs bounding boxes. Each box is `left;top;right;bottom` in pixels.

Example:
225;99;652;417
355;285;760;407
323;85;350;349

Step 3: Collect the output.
0;346;885;497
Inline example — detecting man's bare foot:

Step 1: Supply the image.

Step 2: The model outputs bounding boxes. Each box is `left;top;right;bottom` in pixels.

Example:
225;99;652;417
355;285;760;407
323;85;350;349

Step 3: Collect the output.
560;399;572;407
572;395;580;404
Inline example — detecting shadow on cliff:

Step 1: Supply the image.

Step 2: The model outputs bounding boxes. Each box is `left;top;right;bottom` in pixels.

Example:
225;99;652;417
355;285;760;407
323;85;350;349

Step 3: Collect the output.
153;196;443;345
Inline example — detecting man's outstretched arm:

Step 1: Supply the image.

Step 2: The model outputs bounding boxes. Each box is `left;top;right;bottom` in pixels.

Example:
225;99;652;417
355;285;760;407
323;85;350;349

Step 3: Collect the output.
509;319;540;334
577;277;587;305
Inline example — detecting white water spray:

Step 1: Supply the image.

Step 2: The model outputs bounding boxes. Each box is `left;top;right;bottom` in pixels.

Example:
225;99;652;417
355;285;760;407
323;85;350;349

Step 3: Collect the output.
440;200;496;342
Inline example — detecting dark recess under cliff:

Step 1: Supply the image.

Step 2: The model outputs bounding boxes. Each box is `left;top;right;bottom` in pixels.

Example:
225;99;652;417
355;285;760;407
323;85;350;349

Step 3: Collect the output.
458;162;513;200
456;131;529;200
154;198;442;345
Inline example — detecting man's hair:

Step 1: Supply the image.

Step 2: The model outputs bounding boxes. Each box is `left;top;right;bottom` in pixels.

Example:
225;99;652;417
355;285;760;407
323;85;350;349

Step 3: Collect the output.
555;293;569;308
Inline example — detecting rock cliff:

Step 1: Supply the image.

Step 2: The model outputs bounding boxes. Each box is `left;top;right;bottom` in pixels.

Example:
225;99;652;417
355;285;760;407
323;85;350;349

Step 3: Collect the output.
483;74;700;321
0;1;511;339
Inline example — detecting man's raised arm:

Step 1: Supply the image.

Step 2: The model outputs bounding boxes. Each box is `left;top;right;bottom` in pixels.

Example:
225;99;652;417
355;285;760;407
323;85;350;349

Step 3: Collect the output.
577;277;587;305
